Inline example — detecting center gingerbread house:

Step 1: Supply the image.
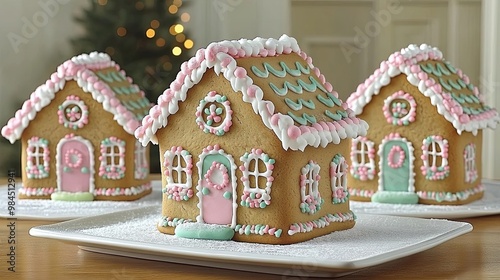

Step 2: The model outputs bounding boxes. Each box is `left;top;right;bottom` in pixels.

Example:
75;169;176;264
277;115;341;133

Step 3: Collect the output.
135;35;368;244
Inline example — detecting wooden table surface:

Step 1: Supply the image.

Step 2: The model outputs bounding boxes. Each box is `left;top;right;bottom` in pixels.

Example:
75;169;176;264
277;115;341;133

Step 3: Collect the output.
1;178;499;279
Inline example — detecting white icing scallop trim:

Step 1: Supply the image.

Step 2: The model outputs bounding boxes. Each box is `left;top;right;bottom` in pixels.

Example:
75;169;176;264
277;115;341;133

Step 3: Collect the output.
135;35;368;151
346;44;500;135
1;52;148;144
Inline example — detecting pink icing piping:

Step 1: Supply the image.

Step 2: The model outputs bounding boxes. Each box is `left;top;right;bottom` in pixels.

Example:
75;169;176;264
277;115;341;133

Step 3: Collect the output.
346;44;500;135
1;52;148;144
135;35;368;151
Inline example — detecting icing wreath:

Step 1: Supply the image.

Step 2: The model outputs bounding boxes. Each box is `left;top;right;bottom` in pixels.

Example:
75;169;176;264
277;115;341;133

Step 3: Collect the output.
58;95;89;130
205;162;230;190
387;145;405;169
64;148;83;168
383;91;416;126
195;91;233;136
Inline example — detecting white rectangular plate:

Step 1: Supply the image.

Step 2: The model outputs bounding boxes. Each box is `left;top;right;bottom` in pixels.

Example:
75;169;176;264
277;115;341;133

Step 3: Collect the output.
29;206;472;278
351;179;500;219
0;181;162;221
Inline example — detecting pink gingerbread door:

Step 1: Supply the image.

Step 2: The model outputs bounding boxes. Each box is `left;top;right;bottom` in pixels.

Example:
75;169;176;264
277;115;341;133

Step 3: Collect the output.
56;135;94;193
198;146;236;226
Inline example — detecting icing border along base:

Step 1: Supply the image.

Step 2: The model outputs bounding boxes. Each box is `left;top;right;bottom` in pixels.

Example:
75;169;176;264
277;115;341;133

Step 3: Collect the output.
174;223;235;241
371;191;419;204
51;191;94;201
17;182;152;200
352;184;485;204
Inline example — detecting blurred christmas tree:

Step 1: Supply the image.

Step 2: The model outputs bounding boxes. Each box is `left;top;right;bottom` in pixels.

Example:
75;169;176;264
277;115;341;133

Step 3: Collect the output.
72;0;194;173
72;0;193;100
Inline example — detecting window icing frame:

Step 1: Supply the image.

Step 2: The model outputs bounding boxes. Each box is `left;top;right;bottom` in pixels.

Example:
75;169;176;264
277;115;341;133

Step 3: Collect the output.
163;146;193;201
26;137;50;179
99;137;126;180
350;136;376;180
330;154;349;204
421;135;450;180
239;149;275;208
464;143;478;183
134;141;149;179
300;160;323;214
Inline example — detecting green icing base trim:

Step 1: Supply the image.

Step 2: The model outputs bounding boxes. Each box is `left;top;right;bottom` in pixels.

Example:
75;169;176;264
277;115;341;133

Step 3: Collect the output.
50;191;94;201
371;191;419;204
174;223;235;241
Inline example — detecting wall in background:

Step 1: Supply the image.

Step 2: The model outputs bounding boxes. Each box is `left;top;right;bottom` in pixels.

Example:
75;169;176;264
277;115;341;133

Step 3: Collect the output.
481;0;500;179
0;0;89;172
186;0;290;49
0;0;88;126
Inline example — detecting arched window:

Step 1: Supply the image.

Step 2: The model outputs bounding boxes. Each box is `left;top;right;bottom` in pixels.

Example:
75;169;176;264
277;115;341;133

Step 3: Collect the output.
99;137;126;180
300;160;323;214
350;136;375;180
134;141;149;179
331;154;348;204
421;135;449;180
163;146;193;201
464;143;478;183
26;137;50;179
239;149;274;208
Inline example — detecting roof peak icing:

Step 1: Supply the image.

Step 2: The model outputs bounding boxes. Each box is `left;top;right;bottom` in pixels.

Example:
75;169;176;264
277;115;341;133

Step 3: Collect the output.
346;43;499;135
135;35;368;151
1;52;151;143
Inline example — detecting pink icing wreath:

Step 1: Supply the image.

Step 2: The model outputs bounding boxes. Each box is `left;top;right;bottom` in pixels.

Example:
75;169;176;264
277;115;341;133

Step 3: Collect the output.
204;162;229;190
64;149;83;168
387;145;405;168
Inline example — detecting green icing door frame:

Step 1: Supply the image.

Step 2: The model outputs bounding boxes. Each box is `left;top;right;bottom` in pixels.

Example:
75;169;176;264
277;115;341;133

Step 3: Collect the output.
372;134;418;204
195;146;237;227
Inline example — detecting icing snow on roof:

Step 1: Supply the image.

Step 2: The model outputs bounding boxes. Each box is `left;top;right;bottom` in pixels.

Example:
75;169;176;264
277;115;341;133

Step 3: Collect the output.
346;44;499;135
135;35;368;151
1;52;151;143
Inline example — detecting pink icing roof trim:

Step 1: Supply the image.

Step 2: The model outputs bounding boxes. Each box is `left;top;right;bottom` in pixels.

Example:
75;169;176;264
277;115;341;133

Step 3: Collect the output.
135;35;368;151
1;52;148;143
346;44;500;135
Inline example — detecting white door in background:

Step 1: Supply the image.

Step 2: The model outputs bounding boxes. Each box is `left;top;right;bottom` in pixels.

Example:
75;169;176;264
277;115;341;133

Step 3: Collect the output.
291;0;481;101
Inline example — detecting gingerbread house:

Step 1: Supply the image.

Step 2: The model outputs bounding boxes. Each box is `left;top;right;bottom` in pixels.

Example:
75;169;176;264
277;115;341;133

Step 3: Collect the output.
2;52;152;201
135;35;368;244
346;44;499;205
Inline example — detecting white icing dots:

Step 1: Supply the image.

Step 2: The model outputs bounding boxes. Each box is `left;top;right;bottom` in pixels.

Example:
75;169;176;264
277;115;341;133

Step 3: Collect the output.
382;91;416;126
195;91;233;136
26;137;50;179
57;95;89;130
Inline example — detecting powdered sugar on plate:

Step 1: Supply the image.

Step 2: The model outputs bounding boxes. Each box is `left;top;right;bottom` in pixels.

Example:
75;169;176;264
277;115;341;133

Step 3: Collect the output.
350;179;500;219
29;206;472;277
0;181;162;221
72;206;469;262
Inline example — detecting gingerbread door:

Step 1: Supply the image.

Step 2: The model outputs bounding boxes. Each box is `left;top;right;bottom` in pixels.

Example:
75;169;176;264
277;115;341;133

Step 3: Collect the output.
56;135;95;193
198;147;236;226
379;137;414;193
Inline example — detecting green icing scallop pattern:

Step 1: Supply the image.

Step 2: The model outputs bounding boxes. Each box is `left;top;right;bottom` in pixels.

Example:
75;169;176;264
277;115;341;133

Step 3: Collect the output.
420;61;486;116
251;61;310;78
251;60;348;125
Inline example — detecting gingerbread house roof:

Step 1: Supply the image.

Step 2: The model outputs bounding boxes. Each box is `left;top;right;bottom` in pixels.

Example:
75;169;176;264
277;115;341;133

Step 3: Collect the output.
1;52;151;144
346;44;500;135
135;35;368;151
